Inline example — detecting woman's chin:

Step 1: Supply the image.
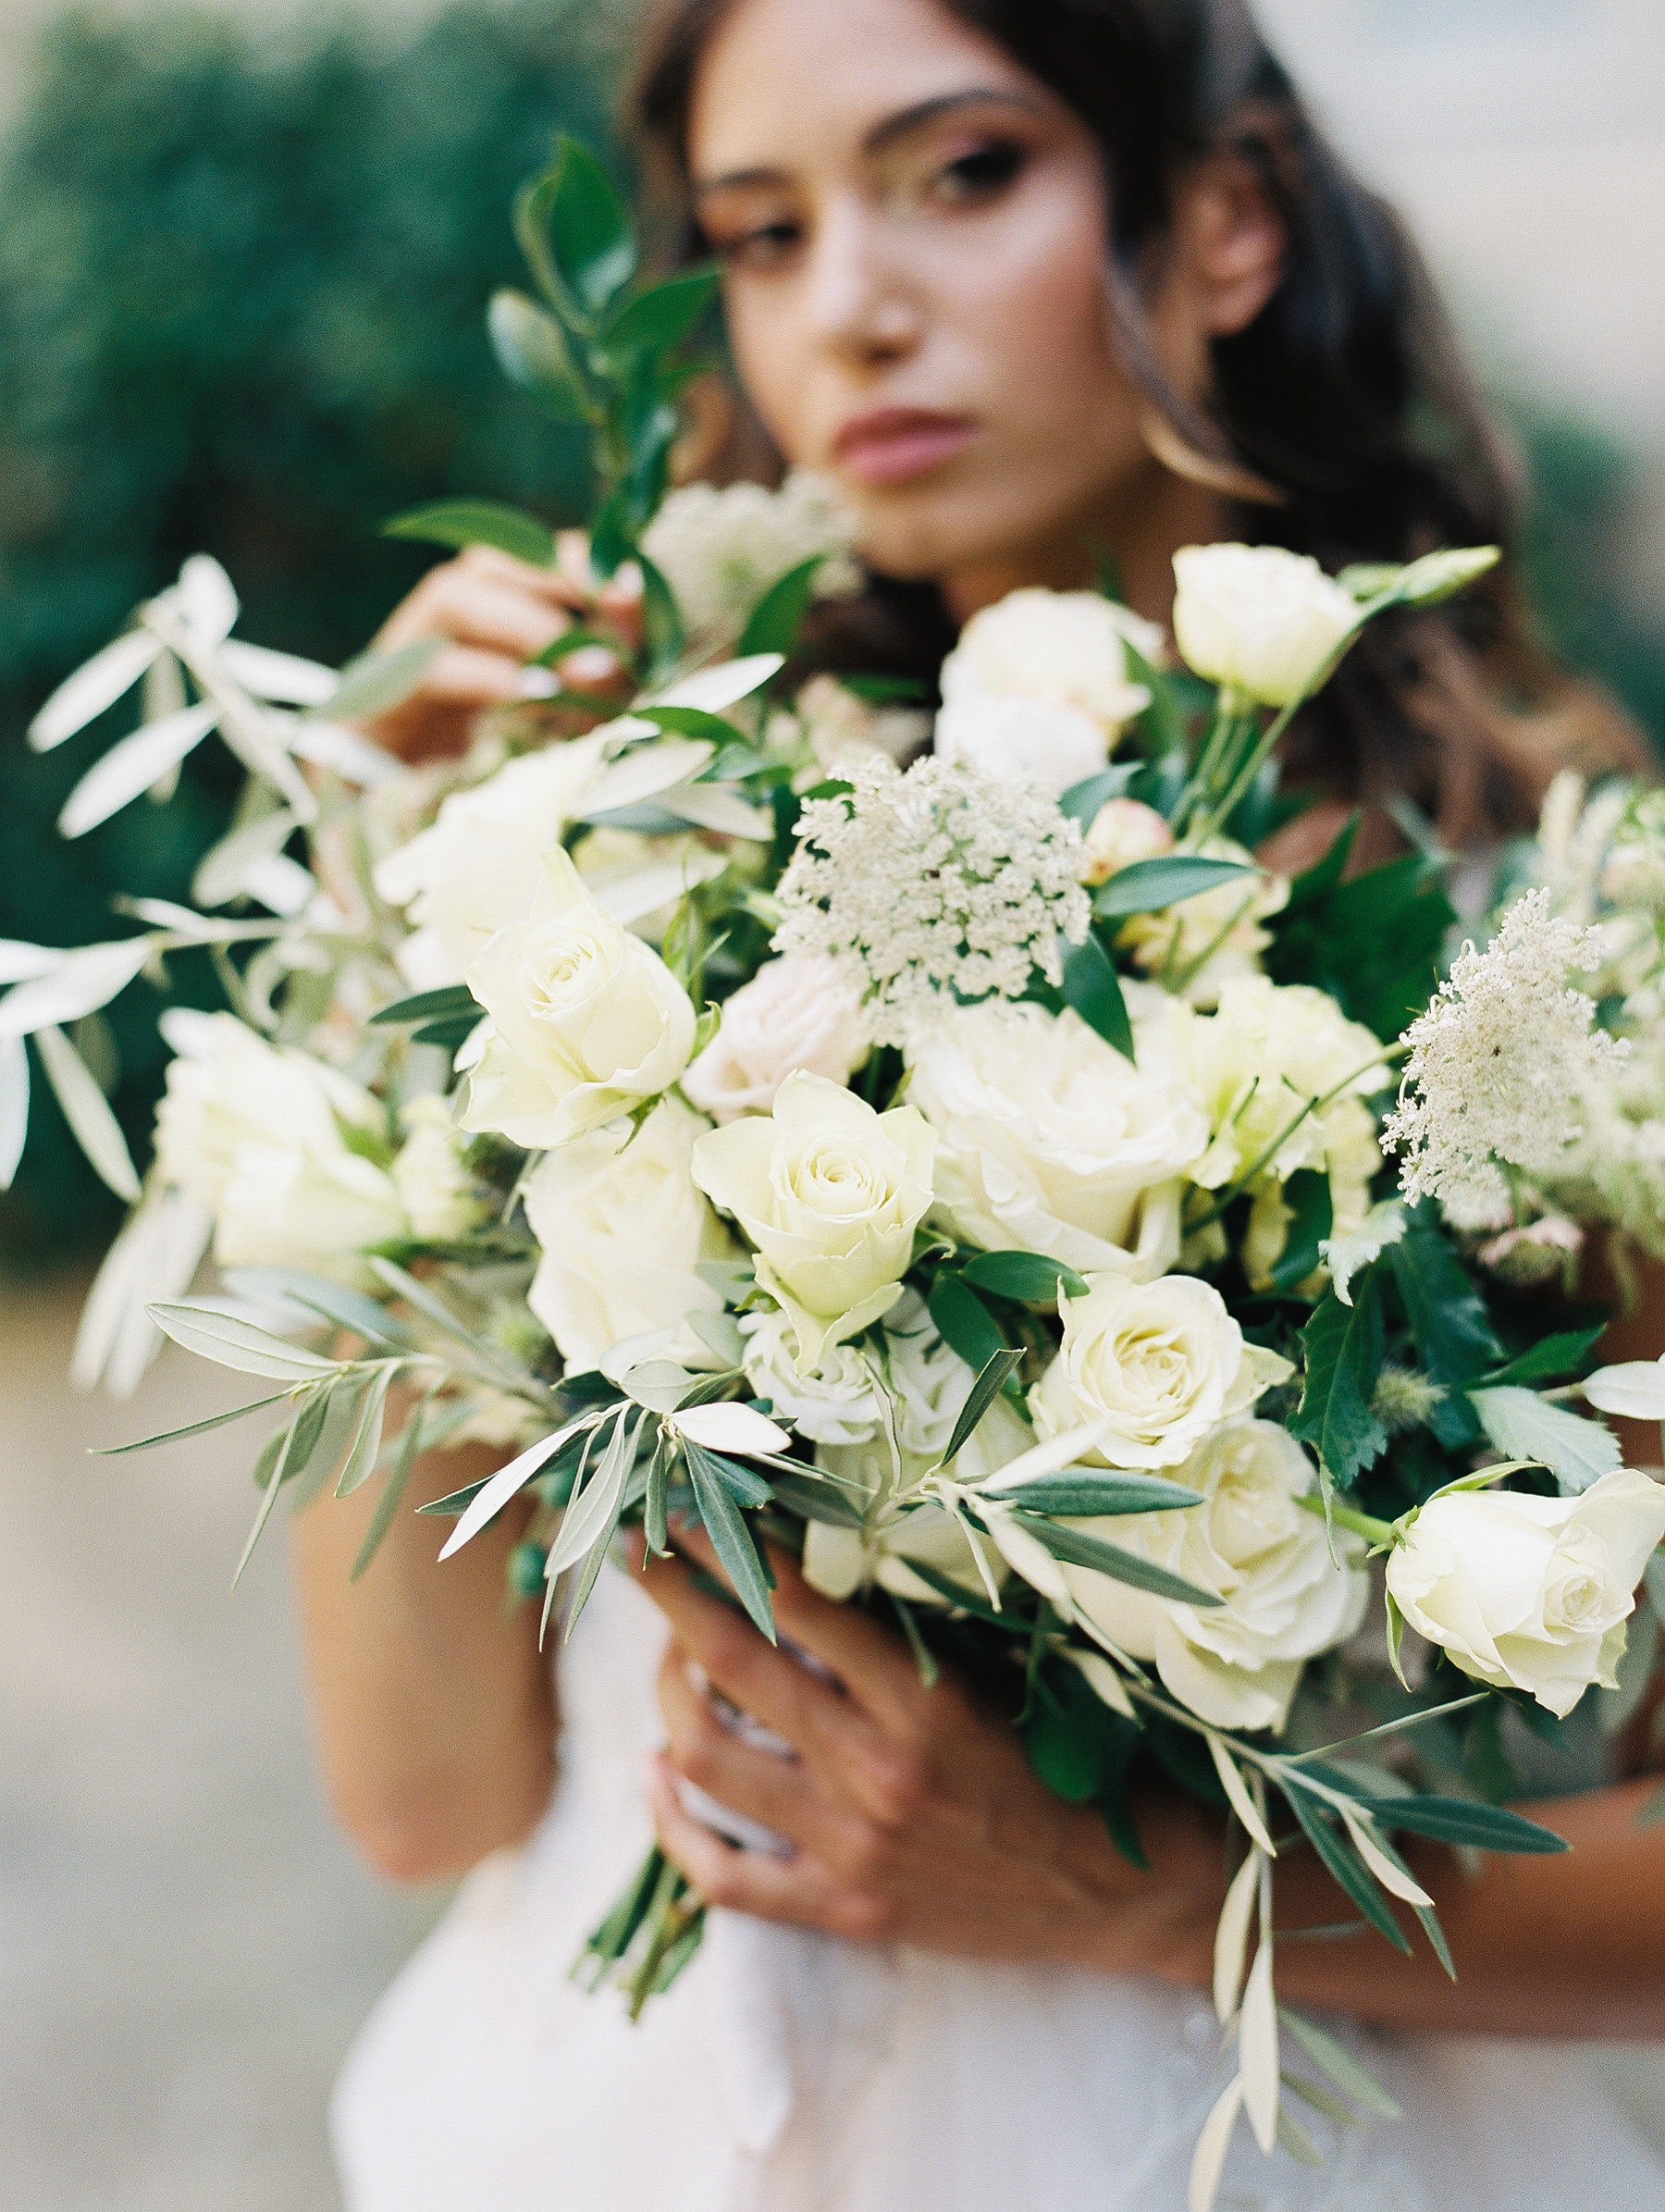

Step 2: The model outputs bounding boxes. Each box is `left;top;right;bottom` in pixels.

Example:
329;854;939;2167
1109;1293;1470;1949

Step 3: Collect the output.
845;486;1034;589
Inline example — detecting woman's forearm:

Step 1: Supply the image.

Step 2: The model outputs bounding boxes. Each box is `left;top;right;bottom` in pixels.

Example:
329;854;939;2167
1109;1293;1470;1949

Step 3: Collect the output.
1117;1776;1665;2038
290;1430;556;1884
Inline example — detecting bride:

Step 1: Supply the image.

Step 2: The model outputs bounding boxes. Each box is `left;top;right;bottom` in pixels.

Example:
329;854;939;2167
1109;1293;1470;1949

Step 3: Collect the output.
297;0;1665;2204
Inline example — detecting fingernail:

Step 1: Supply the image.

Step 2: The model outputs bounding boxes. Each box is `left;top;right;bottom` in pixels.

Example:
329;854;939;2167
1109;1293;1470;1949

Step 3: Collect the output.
517;665;561;699
561;645;621;686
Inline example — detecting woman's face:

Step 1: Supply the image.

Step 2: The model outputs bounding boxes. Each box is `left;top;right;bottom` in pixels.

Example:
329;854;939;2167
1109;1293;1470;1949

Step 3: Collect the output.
686;0;1173;592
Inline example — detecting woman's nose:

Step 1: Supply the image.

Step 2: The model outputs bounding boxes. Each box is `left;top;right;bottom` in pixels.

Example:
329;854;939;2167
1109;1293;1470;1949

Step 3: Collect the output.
801;199;922;368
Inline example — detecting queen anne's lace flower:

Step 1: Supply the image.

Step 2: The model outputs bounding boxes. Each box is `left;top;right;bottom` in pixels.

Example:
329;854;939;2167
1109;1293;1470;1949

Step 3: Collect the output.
774;755;1091;1046
1382;889;1624;1226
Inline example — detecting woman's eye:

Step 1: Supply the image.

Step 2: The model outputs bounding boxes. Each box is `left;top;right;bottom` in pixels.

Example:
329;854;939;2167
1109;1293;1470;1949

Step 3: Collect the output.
933;140;1027;204
714;219;802;270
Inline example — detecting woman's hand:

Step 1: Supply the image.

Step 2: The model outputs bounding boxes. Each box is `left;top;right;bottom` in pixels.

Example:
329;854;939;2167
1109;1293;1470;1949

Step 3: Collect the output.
637;1529;1223;1977
364;538;643;762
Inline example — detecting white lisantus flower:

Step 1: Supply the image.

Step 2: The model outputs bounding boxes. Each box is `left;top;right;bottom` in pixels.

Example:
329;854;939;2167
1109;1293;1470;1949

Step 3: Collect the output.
1060;1421;1370;1733
741;1309;882;1445
773;754;1091;1047
460;847;697;1150
1172;542;1361;708
390;1094;487;1242
638;469;861;643
1386;1469;1665;1717
690;1069;935;1367
682;954;869;1123
1381;888;1625;1228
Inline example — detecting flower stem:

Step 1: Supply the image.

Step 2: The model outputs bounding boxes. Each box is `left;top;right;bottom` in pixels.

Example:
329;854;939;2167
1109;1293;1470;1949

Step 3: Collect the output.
1296;1490;1397;1549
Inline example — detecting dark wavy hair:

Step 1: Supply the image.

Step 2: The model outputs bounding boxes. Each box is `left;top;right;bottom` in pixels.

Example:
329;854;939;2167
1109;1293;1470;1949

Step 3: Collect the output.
630;0;1646;843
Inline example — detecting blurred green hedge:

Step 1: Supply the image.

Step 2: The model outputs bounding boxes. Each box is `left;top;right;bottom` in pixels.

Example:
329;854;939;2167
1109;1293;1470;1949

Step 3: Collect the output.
2;6;1662;1268
0;2;622;1263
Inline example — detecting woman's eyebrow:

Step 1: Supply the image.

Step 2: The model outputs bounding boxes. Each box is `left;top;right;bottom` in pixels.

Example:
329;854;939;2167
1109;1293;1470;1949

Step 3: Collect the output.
692;86;1047;197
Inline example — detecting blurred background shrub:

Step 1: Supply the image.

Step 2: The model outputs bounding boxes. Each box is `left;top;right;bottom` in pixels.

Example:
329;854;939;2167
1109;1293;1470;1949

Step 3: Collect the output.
2;0;1662;1265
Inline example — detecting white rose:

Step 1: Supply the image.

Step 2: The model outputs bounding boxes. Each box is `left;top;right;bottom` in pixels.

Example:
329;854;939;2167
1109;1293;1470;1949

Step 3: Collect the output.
389;1094;486;1243
741;1308;882;1445
215;1140;406;1282
1172;543;1360;709
372;735;606;986
1082;797;1175;885
524;1095;736;1368
904;996;1208;1280
1386;1469;1665;1717
683;955;869;1123
1114;835;1288;1007
1032;1270;1289;1470
154;1011;384;1211
691;1069;935;1366
1172;977;1387;1284
460;849;697;1150
1060;1421;1369;1732
933;689;1113;799
941;587;1159;737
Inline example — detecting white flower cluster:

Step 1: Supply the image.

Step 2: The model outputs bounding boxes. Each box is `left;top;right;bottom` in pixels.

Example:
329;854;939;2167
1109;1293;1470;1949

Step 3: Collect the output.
638;470;862;644
1382;888;1624;1228
774;754;1092;1046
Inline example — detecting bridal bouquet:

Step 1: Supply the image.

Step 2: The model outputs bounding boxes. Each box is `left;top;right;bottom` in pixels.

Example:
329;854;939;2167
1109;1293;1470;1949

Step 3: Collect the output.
11;141;1665;2208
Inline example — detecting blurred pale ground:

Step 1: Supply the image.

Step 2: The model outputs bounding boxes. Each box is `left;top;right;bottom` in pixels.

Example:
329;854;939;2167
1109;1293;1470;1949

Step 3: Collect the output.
2;0;1664;2206
0;1272;443;2209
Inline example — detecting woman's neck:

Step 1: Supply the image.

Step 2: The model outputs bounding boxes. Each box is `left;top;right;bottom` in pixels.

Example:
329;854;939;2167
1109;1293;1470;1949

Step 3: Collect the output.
938;463;1229;632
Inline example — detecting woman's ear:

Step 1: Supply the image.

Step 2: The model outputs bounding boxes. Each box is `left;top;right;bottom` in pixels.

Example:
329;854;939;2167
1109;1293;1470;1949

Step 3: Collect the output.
1173;152;1286;339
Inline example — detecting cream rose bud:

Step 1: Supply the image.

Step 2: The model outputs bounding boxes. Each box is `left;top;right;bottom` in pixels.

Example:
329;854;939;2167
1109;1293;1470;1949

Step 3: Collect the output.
941;587;1160;738
460;849;697;1150
1063;1422;1369;1732
391;1094;486;1242
524;1095;736;1369
691;1070;935;1368
372;735;606;988
1385;1470;1665;1718
683;955;869;1124
1081;797;1175;885
1172;543;1361;708
904;995;1208;1281
1032;1270;1290;1470
215;1140;407;1281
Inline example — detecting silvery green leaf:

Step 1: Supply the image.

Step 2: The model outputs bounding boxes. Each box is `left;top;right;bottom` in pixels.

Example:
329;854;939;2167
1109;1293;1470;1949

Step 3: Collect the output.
1280;2068;1363;2131
173;553;240;642
28;629;162;750
1581;1357;1665;1421
352;1384;438;1579
547;1405;641;1576
438;1419;587;1554
1319;1199;1406;1308
674;1403;791;1456
285;1373;375;1513
191;810;301;909
0;938;154;1038
70;1185;212;1396
319;636;444;723
620;1359;698;1414
1277;2008;1401;2119
975;1415;1117;1493
0;1033;27;1190
1208;1736;1276;1853
94;1390;292;1455
335;1366;396;1498
219;639;338;706
684;1309;746;1366
32;1024;140;1200
654;783;774;841
684;1440;776;1640
56;703;219;837
599;1328;678;1383
0;941;60;985
650;655;783;712
148;1300;345;1382
1339;1807;1434;1906
1274;2107;1324;2169
221;1267;410;1350
577;739;714;821
234;1387;322;1586
1213;1848;1260;2024
1468;1386;1622;1492
1240;1940;1279;2154
285;716;400;786
1188;2076;1244;2212
240;853;316;918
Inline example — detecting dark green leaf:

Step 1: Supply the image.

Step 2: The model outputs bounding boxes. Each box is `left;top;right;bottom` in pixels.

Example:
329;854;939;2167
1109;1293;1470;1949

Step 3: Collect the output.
1282;1783;1412;1954
888;1590;940;1689
1389;1225;1501;1386
635;552;684;675
323;638;444;722
766;1470;869;1529
927;1274;1011;1377
381;499;554;568
352;1385;436;1580
1475;1328;1607;1390
368;984;478;1029
1282;812;1360;915
1093;854;1254;921
737;556;824;659
1010;1471;1203;1515
1359;1795;1569;1854
1057;763;1140;824
1122;637;1190;765
487;287;590;423
1022;1667;1113;1802
698;1448;775;1508
1289;1271;1388;1486
1059;930;1134;1060
962;1250;1090;1304
526;137;635;319
1413;1900;1456;1979
1010;1511;1225;1606
937;1337;1021;1458
684;1443;776;1641
412;1016;481;1050
1268;1169;1334;1294
636;704;744;744
599;265;720;356
841;673;930;705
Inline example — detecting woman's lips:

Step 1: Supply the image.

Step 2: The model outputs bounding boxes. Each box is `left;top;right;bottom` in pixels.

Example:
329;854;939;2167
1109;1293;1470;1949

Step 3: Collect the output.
832;409;975;488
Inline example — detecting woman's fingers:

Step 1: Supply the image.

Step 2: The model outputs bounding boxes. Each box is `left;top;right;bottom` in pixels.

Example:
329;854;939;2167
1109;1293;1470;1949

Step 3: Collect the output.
384;570;575;665
657;1644;834;1850
637;1546;848;1760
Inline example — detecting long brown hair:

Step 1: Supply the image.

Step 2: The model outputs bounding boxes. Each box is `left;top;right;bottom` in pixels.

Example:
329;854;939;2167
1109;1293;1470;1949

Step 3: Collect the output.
630;0;1647;843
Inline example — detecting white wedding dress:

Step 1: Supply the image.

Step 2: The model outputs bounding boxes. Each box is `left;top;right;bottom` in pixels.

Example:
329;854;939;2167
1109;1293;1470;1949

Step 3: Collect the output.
333;1567;1665;2212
